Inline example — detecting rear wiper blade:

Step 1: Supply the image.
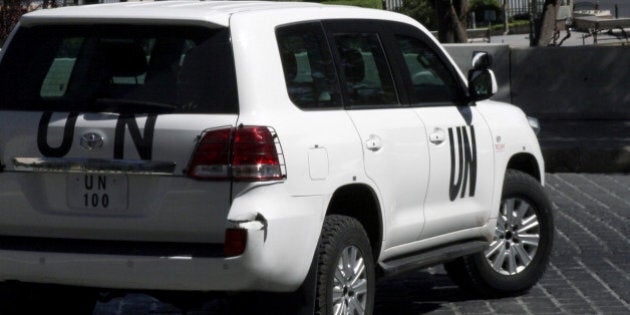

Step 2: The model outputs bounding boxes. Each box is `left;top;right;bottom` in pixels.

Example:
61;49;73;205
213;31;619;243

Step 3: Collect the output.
95;98;177;113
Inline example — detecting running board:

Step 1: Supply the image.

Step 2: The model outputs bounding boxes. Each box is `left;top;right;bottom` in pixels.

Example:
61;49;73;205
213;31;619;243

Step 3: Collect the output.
379;240;488;277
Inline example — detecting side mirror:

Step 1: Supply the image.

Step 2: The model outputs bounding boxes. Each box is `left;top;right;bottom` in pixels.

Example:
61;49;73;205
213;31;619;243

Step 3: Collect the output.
471;51;493;70
468;51;497;101
468;68;498;101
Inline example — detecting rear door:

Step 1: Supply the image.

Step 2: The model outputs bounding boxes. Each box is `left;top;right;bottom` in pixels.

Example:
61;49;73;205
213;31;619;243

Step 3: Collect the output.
0;24;238;245
323;20;430;249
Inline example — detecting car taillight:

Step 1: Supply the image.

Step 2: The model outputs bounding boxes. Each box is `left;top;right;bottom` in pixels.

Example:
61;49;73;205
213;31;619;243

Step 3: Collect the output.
188;126;285;181
187;128;232;179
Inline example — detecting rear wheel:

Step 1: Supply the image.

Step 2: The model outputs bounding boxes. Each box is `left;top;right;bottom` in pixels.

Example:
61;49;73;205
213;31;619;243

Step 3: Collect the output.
445;170;554;296
314;215;375;315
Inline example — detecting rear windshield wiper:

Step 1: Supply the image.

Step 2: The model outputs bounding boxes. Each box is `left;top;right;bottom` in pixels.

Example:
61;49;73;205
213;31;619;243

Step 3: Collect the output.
94;98;177;113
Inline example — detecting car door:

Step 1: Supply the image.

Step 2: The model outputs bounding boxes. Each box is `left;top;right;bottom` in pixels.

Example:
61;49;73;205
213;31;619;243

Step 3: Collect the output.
384;22;495;240
322;20;430;249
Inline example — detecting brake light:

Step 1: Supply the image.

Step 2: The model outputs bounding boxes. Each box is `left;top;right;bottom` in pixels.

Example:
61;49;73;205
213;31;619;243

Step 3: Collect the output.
188;126;285;181
187;128;232;179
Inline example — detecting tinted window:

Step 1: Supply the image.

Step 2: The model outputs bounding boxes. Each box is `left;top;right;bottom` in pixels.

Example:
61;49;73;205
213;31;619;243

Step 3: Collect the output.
0;25;237;113
276;23;341;109
396;35;461;104
333;33;397;107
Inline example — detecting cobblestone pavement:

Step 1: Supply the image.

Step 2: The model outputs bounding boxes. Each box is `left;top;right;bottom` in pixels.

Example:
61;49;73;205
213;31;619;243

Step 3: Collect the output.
94;173;630;314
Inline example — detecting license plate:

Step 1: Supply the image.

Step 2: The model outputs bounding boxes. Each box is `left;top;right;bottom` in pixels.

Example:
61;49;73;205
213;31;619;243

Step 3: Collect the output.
67;174;128;211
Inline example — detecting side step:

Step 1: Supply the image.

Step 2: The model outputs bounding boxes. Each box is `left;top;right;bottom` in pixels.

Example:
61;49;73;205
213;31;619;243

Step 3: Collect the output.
379;240;488;277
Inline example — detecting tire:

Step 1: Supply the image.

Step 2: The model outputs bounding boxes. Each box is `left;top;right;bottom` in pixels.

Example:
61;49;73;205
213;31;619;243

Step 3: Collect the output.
314;215;375;315
444;169;554;296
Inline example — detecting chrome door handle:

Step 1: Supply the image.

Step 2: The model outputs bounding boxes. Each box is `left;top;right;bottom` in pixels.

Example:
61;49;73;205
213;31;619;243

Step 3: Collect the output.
429;129;446;145
365;135;382;151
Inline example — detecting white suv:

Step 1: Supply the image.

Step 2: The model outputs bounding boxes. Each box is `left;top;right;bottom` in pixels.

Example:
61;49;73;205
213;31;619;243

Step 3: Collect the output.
0;1;553;314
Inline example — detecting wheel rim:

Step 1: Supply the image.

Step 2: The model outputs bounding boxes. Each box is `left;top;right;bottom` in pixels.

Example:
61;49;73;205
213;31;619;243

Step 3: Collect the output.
332;245;368;315
485;197;540;275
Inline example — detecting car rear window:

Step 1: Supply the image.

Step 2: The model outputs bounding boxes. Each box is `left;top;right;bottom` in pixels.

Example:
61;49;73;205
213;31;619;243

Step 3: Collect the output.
0;25;238;114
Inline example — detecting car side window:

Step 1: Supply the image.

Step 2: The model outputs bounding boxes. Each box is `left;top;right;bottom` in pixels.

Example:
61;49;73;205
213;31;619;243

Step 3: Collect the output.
333;33;398;107
395;35;461;104
276;23;341;109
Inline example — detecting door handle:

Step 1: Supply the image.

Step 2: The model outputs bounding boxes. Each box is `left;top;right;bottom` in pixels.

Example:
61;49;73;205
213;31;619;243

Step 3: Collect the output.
429;129;446;145
365;135;382;151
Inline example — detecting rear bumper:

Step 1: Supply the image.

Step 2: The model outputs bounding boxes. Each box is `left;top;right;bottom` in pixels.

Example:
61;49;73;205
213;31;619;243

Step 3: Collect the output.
0;190;325;292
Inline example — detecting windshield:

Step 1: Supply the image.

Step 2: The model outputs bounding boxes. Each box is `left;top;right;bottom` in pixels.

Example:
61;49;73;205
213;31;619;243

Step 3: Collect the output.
0;25;237;114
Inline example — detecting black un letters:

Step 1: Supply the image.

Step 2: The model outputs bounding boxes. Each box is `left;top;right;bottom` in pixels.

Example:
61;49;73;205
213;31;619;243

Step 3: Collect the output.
37;112;80;157
37;112;157;160
448;125;477;201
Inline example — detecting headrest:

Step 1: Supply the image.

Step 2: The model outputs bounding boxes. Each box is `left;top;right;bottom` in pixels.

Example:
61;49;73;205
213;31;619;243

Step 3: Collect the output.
281;50;298;82
339;48;364;84
99;41;148;77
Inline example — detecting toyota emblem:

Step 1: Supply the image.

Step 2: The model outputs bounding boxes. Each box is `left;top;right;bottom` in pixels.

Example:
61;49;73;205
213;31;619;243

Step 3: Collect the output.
80;132;104;151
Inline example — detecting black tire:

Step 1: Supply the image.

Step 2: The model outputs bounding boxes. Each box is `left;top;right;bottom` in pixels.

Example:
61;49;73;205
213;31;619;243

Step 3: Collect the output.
444;169;554;297
314;215;375;315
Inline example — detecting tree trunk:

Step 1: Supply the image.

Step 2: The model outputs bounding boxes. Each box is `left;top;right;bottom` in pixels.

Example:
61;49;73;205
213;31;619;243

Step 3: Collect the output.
435;0;468;43
0;0;24;44
536;0;560;46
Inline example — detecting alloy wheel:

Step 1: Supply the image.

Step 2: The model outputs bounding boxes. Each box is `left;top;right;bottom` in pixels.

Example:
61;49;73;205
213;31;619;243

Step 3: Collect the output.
485;197;540;275
332;245;368;315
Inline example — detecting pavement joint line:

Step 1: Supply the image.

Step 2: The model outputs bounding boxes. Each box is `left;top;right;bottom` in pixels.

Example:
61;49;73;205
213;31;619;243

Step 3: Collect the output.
516;296;534;315
552;196;630;246
555;227;582;254
552;174;610;210
551;199;610;251
447;302;463;315
549;262;601;314
603;258;630;283
483;300;496;314
574;257;630;309
533;282;565;312
547;177;630;246
576;174;630;224
547;185;586;209
604;175;630;193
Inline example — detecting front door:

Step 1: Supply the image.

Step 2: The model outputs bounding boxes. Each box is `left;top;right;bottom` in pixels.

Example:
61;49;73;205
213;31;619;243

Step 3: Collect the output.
386;24;495;239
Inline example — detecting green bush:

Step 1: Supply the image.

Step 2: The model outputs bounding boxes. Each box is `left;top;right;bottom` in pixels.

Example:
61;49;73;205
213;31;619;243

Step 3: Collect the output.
321;0;382;9
469;0;502;23
396;0;437;30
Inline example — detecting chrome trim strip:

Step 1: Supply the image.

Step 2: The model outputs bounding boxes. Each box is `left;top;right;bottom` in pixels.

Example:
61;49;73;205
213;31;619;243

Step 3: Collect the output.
12;157;176;175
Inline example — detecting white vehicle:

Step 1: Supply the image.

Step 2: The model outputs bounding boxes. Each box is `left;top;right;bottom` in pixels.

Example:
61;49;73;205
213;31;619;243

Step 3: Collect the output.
0;1;553;314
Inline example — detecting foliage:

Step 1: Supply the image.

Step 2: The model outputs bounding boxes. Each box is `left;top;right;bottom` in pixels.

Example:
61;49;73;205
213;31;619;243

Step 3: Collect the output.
469;0;502;23
489;19;529;30
0;0;26;46
396;0;437;30
320;0;383;9
0;0;62;45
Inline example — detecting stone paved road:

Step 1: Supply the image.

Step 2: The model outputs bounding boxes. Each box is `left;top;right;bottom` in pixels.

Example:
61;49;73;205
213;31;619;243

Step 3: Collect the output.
94;173;630;315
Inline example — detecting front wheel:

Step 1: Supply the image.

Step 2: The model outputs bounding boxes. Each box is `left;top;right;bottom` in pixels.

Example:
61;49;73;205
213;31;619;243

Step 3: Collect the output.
314;215;375;315
445;170;554;296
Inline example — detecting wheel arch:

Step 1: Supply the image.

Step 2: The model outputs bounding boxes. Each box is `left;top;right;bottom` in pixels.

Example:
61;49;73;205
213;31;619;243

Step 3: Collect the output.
326;183;383;260
506;153;541;182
